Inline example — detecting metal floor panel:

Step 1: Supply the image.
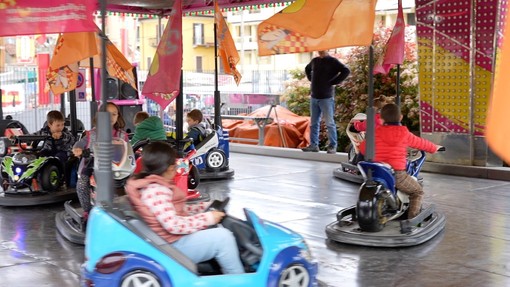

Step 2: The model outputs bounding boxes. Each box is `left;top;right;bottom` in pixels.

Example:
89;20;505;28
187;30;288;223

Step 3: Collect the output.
0;152;509;287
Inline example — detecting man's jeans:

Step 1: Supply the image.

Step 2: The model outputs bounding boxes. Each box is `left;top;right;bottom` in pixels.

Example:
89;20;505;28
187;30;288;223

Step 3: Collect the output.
309;97;337;148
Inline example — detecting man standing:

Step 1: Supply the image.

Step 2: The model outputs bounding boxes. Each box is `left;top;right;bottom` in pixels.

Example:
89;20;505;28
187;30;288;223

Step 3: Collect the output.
302;50;350;154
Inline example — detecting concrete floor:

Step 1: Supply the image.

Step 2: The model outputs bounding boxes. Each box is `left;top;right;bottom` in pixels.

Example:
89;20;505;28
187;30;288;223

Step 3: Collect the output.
1;152;510;287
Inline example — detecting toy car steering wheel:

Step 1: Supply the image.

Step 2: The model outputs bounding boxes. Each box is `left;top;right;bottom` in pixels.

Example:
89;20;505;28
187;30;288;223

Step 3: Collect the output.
203;197;230;229
132;138;152;155
205;197;230;213
204;197;263;266
6;121;25;131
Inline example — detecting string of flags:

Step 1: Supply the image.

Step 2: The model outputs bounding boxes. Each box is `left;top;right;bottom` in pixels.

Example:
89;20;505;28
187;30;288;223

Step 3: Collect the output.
93;1;292;18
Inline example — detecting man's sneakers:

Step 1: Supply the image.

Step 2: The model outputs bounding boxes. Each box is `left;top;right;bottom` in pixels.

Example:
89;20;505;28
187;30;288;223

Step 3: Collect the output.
301;145;337;153
302;145;319;152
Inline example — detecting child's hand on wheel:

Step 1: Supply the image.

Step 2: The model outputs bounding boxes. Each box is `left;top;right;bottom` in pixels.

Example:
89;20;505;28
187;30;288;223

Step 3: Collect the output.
211;210;226;224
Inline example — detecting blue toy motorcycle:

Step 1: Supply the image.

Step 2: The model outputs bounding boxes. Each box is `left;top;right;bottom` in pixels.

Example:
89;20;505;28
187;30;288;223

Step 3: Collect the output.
357;156;417;232
326;147;447;247
356;147;445;233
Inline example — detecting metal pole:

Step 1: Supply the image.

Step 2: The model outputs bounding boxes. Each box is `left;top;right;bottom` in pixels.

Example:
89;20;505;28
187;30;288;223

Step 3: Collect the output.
69;90;78;138
60;93;66;115
89;57;98;126
95;0;114;205
24;67;29;111
365;45;375;163
176;71;184;141
157;15;165;120
0;89;3;120
468;0;475;166
396;64;401;108
213;15;221;128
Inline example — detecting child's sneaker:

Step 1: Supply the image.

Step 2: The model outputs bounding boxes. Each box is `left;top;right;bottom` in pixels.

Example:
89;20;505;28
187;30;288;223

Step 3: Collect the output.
327;146;337;154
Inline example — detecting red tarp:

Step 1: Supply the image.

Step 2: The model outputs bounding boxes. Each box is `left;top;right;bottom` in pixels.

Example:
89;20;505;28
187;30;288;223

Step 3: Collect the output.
222;105;310;148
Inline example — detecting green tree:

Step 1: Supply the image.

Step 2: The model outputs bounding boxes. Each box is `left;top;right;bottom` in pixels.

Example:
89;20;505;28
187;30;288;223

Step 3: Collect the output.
282;26;420;152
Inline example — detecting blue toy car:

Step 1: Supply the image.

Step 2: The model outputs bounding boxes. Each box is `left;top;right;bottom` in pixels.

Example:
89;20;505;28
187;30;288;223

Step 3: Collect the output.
81;198;318;287
188;125;235;180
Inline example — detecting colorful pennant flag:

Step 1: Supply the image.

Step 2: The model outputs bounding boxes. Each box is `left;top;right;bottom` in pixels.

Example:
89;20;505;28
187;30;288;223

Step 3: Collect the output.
104;38;137;90
141;0;183;110
215;2;242;85
486;10;510;164
257;0;377;56
374;0;406;74
76;29;137;91
46;32;98;95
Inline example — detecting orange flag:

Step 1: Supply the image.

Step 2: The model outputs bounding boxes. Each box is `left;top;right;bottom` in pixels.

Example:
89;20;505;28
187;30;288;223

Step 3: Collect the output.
215;2;242;85
486;11;510;163
257;0;377;56
374;0;405;74
142;0;183;110
46;32;98;95
78;30;137;90
104;38;137;90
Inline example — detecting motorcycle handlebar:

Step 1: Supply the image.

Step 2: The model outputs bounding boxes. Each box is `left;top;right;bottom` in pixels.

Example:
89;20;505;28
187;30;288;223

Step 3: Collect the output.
15;135;49;143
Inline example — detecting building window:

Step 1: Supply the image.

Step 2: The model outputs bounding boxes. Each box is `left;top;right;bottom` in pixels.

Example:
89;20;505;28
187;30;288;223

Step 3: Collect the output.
234;25;241;38
299;52;312;64
146;57;152;70
380;15;386;26
19;36;32;62
243;51;252;65
244;25;253;42
193;23;204;45
257;55;271;65
196;56;203;72
406;12;416;25
155;24;162;39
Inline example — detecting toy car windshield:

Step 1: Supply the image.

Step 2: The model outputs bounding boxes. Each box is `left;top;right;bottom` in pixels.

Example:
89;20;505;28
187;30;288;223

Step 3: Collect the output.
92;138;127;165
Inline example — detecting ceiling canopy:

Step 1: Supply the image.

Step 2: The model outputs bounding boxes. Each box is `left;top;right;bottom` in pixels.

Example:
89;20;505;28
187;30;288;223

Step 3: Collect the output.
106;0;291;15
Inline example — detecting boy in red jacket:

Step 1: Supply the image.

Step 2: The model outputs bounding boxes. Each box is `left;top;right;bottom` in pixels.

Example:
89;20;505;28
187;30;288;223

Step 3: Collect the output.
360;103;442;218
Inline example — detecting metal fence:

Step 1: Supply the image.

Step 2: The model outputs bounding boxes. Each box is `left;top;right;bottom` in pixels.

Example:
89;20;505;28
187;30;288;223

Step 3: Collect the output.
0;66;287;133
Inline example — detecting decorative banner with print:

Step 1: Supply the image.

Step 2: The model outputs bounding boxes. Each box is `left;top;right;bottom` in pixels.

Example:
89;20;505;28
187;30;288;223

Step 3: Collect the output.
373;0;406;74
215;1;242;85
257;0;377;56
0;0;96;36
142;0;183;110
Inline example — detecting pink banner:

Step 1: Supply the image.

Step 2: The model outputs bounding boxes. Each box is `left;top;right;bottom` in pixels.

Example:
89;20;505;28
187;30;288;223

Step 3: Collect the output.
0;0;96;37
141;0;183;110
373;0;405;74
